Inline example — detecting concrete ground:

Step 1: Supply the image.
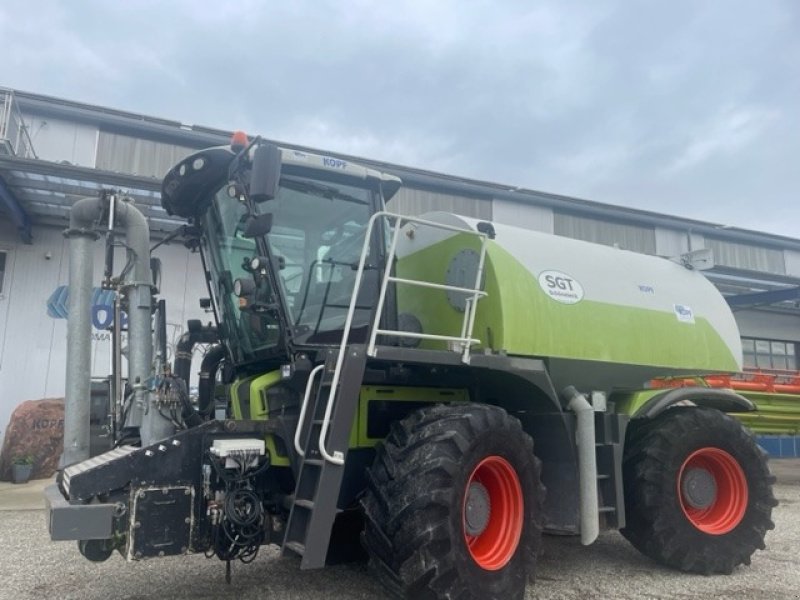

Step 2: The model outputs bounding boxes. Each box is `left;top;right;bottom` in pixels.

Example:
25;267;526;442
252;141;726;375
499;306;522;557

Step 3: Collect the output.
0;461;798;600
0;476;52;511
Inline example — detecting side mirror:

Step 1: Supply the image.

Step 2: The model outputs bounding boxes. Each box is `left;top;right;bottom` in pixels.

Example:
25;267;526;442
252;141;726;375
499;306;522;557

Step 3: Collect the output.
242;213;273;238
250;143;282;202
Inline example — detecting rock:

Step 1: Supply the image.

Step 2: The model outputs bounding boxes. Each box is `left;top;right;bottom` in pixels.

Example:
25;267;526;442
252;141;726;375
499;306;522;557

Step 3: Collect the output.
0;398;64;481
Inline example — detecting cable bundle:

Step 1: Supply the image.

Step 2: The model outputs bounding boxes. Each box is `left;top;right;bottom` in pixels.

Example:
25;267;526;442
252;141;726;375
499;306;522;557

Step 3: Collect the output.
207;452;269;569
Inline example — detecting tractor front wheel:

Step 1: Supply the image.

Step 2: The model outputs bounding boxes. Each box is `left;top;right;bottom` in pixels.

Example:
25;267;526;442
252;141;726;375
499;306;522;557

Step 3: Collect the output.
621;407;777;574
361;403;544;600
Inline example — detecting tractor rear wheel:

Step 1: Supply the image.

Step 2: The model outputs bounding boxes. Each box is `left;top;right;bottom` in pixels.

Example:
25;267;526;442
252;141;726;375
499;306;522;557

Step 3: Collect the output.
361;403;544;600
621;407;777;574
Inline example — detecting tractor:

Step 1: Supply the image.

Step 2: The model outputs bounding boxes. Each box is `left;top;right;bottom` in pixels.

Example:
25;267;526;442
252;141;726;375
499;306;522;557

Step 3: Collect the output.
46;132;776;599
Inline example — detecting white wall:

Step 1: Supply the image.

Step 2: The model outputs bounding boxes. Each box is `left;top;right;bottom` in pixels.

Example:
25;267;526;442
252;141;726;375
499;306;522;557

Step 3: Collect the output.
0;223;210;446
785;250;800;278
491;198;554;232
655;227;689;257
22;114;98;167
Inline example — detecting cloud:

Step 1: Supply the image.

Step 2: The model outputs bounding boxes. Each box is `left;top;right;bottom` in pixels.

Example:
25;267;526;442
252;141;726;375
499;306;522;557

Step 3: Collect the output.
1;0;798;236
667;105;780;173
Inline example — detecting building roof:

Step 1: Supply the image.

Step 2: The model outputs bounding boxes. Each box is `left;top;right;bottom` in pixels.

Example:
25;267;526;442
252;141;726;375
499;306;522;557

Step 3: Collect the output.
1;86;799;251
1;87;799;315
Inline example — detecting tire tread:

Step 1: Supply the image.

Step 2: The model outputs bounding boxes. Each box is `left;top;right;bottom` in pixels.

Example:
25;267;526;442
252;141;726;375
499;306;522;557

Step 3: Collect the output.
361;403;543;599
621;407;777;575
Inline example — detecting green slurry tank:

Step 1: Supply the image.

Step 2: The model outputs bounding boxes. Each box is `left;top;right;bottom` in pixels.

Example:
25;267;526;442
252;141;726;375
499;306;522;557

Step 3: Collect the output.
396;211;741;390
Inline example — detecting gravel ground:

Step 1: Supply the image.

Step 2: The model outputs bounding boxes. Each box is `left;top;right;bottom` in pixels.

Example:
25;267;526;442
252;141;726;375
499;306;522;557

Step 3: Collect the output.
1;465;798;600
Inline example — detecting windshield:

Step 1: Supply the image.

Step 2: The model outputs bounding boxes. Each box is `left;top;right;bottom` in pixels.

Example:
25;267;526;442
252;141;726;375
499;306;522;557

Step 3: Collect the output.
202;172;378;363
260;175;377;345
202;193;281;364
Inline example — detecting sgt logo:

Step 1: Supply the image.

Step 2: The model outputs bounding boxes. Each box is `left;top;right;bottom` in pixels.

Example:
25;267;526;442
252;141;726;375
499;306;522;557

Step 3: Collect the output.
538;270;584;305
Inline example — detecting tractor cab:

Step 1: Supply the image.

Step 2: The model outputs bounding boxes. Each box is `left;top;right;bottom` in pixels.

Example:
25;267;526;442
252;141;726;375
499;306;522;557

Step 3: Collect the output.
161;135;402;369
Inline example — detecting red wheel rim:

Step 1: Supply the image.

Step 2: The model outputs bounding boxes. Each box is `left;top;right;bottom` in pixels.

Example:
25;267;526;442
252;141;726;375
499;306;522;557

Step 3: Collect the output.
677;447;748;535
462;455;524;570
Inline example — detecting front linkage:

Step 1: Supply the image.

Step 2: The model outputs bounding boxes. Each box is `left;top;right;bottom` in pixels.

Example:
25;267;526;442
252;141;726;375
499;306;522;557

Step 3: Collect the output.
47;419;286;580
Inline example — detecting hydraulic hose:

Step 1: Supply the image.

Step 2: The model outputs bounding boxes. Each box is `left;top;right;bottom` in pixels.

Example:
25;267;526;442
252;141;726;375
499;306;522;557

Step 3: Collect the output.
198;345;228;417
173;324;218;386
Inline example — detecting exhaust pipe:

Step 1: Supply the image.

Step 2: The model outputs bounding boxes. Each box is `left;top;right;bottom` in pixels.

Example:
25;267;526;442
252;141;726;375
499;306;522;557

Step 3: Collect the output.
562;385;599;545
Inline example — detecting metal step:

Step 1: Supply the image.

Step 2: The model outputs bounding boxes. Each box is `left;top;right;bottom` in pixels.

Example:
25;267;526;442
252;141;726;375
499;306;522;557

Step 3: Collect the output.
63;445;138;496
594;412;628;530
282;345;367;569
284;541;305;557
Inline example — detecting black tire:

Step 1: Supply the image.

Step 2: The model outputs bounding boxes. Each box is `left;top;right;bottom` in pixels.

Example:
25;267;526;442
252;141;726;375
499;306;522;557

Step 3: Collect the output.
361;403;544;600
621;407;777;574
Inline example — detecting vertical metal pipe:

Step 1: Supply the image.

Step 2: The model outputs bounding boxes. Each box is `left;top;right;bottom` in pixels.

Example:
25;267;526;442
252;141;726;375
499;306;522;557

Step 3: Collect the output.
113;200;169;445
563;385;600;546
66;195;169;456
63;198;103;466
111;294;122;438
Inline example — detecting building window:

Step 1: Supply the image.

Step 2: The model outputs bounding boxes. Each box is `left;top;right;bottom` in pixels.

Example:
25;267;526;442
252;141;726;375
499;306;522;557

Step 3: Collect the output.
553;213;657;254
0;251;6;294
742;338;797;371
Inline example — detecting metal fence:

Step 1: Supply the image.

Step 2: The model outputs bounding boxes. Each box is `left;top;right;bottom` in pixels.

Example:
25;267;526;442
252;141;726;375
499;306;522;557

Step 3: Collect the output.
0;89;37;159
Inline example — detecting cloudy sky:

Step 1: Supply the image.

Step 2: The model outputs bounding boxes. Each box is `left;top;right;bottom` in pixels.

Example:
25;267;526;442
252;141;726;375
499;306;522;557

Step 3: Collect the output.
1;1;798;236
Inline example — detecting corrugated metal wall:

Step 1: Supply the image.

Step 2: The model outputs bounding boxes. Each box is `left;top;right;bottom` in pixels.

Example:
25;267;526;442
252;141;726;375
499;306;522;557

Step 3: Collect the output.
96;131;196;178
492;198;554;232
785;249;800;278
706;237;786;274
387;186;492;220
23;116;98;167
553;212;657;254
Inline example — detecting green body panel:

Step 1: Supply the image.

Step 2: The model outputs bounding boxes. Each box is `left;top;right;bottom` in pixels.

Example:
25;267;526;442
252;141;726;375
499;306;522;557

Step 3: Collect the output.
230;370;469;460
609;389;665;417
397;233;739;374
230;370;290;467
397;234;500;353
355;386;469;447
731;391;800;435
614;387;800;435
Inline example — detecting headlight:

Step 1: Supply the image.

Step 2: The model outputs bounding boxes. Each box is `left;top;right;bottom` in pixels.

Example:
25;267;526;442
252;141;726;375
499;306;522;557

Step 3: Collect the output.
233;278;255;297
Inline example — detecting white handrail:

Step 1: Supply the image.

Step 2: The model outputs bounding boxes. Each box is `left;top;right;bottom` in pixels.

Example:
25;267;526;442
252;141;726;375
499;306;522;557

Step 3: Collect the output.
294;364;325;456
366;218;404;355
372;330;481;344
387;275;489;296
461;237;488;363
316;211;489;464
316;211;388;465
